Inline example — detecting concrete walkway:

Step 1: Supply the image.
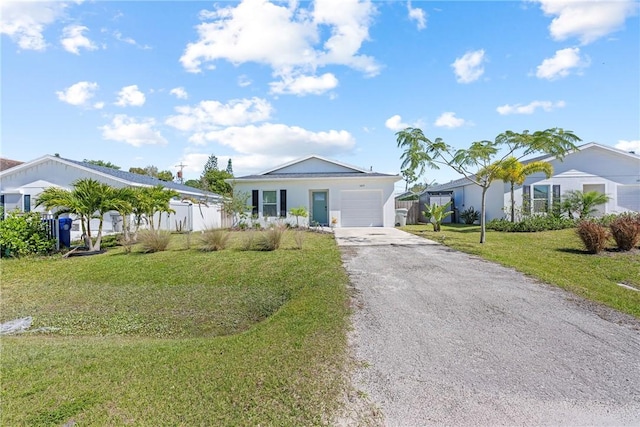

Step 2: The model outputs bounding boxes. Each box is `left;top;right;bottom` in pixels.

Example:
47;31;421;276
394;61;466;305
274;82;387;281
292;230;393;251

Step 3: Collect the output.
336;227;640;426
334;227;436;246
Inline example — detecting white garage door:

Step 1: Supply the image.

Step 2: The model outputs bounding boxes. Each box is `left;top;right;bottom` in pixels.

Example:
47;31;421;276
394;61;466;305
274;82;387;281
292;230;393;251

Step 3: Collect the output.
341;190;383;227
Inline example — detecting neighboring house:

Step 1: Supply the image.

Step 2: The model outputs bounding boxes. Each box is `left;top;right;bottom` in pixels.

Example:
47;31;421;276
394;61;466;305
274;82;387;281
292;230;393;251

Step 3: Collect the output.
230;155;401;227
425;143;640;222
0;158;24;172
0;155;226;239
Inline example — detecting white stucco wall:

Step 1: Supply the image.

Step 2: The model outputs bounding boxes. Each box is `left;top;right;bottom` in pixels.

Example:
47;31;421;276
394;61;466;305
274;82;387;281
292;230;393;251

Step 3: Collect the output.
233;176;398;227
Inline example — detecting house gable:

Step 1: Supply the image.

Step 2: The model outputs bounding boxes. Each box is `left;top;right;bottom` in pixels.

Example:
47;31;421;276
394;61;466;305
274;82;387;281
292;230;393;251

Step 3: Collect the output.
262;155;368;175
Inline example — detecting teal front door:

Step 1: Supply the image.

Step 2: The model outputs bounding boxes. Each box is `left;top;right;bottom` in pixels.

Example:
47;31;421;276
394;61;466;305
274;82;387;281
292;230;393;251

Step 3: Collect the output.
311;191;328;225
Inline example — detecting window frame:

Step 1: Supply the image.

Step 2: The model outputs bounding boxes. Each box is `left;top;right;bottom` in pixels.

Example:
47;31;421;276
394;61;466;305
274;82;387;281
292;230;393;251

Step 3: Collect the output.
532;185;550;214
262;190;278;217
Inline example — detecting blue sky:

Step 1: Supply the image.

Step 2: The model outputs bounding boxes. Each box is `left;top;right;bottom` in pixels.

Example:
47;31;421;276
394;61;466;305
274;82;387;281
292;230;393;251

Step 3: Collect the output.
2;0;639;190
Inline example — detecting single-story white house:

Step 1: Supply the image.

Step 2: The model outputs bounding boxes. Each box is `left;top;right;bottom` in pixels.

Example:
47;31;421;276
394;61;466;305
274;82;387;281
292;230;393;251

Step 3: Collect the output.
230;155;402;227
0;155;228;240
425;143;640;222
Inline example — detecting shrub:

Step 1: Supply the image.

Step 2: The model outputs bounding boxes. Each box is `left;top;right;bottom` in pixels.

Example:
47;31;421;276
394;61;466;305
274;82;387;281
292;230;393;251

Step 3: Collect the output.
254;225;286;251
294;230;306;250
200;229;230;251
100;234;120;248
459;206;480;224
609;213;640;251
0;211;56;257
138;230;172;253
238;229;256;251
576;220;610;254
487;215;576;232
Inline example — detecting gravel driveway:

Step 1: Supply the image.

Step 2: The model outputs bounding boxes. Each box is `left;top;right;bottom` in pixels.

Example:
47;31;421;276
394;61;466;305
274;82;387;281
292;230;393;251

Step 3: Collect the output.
336;229;640;426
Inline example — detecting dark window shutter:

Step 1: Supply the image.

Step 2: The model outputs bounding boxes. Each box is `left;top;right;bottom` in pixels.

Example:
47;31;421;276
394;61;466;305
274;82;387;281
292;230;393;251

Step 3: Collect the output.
252;190;259;216
522;185;531;215
280;189;287;217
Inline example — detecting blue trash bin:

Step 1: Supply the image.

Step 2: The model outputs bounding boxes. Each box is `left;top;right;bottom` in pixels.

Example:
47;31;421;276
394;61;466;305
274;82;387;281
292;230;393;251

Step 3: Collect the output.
58;218;72;248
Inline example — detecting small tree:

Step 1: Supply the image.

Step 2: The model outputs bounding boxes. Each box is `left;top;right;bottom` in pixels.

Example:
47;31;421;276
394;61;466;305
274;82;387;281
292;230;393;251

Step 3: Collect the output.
222;191;252;228
492;157;553;222
423;201;453;232
562;190;610;219
156;170;174;182
397;127;580;243
289;206;308;227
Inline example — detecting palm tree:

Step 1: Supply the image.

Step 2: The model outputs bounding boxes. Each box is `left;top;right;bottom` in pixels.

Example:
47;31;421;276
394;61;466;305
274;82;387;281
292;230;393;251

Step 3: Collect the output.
131;185;179;235
36;178;126;251
562;190;610;219
35;186;90;245
493;157;553;222
423;201;453;232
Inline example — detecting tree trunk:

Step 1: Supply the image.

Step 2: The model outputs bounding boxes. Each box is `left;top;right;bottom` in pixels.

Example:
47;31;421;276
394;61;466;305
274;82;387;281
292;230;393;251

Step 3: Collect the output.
480;186;488;244
94;217;104;251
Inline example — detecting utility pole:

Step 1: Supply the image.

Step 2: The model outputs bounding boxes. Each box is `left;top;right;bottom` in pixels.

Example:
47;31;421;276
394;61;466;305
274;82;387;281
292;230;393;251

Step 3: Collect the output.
175;162;187;184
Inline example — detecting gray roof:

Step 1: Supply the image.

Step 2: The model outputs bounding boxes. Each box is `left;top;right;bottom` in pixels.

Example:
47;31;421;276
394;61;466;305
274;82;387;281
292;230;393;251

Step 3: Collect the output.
234;172;399;180
65;158;218;198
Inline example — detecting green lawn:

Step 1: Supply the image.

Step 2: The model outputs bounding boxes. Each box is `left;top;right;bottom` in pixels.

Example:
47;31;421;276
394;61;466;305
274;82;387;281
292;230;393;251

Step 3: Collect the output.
402;224;640;318
1;231;350;426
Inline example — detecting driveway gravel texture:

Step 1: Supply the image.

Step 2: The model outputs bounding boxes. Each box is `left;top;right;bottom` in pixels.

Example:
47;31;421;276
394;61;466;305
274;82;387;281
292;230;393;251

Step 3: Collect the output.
337;236;640;426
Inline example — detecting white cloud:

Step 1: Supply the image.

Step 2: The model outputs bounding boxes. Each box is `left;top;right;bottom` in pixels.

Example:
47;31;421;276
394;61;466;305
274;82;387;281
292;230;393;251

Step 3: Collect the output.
115;85;146;107
615;140;640;152
166;97;273;132
269;72;338;96
407;1;427;30
385;115;409;131
56;81;100;107
189;123;356;158
536;0;639;45
451;49;486;83
536;47;589;80
113;30;151;49
496;100;566;115
100;115;167;147
238;75;252;87
434;112;466;128
60;25;97;55
179;0;379;94
170;87;188;99
0;1;69;51
93;102;105;110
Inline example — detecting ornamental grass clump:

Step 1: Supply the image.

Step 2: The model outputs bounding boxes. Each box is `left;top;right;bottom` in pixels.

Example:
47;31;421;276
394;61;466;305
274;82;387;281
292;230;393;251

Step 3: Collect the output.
255;224;286;251
576;220;609;254
200;229;230;251
294;230;306;250
609;213;640;251
138;230;172;253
